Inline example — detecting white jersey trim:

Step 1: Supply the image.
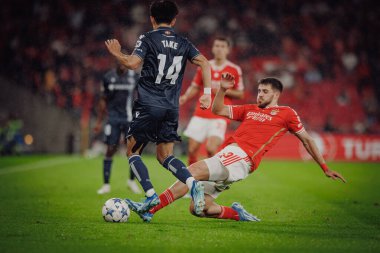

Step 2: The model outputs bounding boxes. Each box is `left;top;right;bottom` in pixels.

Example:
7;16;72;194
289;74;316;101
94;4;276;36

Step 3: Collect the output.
295;127;306;134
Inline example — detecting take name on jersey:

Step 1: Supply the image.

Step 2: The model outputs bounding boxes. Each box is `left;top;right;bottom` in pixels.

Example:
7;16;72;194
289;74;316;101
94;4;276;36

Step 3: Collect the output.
161;40;178;49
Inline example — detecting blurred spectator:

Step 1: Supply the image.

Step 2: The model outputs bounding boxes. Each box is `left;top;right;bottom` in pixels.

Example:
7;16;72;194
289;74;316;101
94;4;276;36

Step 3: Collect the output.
323;115;337;133
336;90;350;107
0;0;379;134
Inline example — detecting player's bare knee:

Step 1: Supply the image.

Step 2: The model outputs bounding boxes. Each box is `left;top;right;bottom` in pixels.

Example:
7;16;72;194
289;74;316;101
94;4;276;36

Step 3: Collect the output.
156;152;164;164
156;152;169;164
188;166;199;177
156;145;173;164
126;139;135;157
126;147;136;157
188;161;206;180
126;138;147;157
126;145;141;157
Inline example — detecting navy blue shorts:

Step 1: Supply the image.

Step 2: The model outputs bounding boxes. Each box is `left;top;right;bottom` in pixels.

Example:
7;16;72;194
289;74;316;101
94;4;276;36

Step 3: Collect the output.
127;101;181;144
104;118;130;146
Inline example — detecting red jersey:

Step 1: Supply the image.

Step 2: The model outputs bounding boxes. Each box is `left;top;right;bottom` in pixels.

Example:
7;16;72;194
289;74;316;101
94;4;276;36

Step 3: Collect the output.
224;104;305;171
192;60;244;119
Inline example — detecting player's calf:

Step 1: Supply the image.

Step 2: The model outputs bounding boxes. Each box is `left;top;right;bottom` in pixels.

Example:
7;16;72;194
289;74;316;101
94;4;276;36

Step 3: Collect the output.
128;155;154;193
161;155;193;184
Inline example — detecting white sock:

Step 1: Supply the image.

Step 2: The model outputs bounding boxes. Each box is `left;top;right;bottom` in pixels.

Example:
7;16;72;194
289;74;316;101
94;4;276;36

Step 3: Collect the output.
185;177;195;190
145;188;155;197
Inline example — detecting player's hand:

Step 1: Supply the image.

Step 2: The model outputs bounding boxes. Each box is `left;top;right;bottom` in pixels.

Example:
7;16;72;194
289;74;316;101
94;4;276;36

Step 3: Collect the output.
199;94;211;110
220;72;235;91
325;169;346;183
105;39;122;57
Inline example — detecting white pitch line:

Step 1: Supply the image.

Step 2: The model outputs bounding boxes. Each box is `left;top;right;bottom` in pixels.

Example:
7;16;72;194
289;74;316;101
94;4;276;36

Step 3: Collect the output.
0;157;81;176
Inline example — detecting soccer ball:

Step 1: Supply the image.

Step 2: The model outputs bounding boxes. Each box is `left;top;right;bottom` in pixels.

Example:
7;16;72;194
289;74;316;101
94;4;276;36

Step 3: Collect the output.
102;198;130;222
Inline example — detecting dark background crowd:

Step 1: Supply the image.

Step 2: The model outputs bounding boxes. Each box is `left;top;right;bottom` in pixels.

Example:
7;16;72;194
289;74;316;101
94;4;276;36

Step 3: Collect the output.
1;0;379;140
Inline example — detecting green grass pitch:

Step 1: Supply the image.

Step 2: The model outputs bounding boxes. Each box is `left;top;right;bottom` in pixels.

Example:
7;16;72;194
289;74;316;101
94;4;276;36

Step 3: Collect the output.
0;155;379;253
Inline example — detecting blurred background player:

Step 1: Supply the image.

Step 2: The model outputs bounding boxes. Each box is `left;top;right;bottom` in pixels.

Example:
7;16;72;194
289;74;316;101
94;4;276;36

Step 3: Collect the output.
130;74;346;223
180;37;244;165
105;0;211;214
94;64;141;195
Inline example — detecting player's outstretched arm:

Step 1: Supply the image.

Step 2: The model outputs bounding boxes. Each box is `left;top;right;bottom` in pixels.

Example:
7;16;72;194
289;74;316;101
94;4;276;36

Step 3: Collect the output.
192;55;211;109
105;39;142;70
295;130;346;183
212;72;235;118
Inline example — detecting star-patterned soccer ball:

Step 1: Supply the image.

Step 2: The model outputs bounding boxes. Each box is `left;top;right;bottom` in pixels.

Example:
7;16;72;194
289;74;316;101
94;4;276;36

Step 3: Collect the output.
102;198;130;222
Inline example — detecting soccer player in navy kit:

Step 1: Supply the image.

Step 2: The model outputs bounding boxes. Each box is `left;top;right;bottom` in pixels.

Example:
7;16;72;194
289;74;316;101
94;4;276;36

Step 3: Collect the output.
105;0;212;215
94;64;142;195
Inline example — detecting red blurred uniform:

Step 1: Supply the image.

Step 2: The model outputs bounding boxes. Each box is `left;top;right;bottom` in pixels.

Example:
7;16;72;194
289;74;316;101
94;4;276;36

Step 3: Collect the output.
192;60;244;120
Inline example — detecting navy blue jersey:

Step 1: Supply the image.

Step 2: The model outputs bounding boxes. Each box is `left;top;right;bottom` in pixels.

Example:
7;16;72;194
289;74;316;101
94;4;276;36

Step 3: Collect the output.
132;27;200;109
102;69;138;121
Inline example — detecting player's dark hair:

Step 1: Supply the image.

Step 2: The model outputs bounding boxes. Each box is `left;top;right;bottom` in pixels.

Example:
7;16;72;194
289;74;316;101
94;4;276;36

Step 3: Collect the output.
214;36;231;47
150;0;179;24
258;77;283;93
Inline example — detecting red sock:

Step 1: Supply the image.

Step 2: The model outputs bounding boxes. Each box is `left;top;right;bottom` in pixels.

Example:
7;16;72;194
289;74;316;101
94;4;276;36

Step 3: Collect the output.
149;189;175;214
217;206;239;221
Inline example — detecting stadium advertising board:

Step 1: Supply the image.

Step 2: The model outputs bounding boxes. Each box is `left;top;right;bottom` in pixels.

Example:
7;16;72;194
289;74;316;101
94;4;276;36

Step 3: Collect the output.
266;133;380;162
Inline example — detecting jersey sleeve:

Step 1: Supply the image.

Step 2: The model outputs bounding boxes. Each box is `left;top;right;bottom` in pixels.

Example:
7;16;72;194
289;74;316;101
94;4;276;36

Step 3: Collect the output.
132;34;149;60
228;105;246;121
287;108;305;134
186;40;201;61
191;67;203;87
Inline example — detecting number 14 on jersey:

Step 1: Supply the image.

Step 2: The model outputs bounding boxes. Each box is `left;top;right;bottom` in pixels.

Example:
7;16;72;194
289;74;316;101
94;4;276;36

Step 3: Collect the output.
155;54;183;84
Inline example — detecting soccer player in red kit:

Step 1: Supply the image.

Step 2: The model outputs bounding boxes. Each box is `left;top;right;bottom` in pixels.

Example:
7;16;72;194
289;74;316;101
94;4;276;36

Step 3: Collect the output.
126;73;346;222
180;37;244;165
